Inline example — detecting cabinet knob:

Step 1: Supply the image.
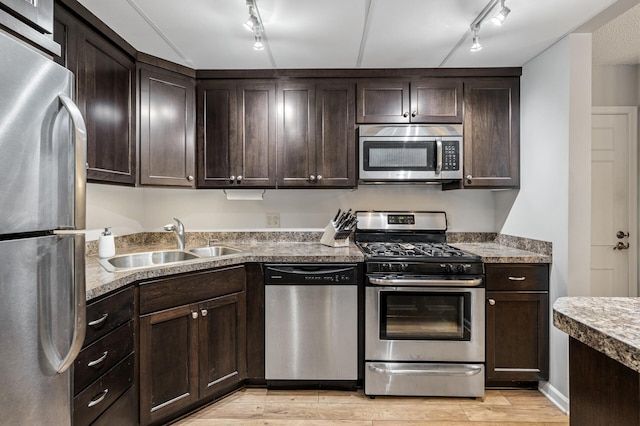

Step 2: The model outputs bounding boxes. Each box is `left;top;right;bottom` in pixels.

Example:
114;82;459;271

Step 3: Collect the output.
237;175;243;182
317;175;323;181
201;309;208;317
309;175;316;181
488;298;496;306
186;175;194;181
191;312;198;319
466;174;473;184
229;175;235;181
411;111;417;117
403;112;409;118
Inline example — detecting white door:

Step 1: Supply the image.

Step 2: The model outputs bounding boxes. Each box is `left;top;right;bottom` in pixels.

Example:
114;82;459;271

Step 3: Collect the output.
590;107;638;297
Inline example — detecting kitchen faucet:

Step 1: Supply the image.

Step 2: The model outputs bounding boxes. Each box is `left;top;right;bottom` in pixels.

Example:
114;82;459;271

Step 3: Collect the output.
164;217;185;250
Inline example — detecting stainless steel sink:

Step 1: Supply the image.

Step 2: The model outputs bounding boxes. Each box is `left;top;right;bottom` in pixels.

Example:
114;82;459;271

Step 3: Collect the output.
188;245;242;257
98;250;199;272
97;246;243;272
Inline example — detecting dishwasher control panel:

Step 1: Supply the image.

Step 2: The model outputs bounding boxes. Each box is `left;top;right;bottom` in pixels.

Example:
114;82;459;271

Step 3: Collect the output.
265;264;358;285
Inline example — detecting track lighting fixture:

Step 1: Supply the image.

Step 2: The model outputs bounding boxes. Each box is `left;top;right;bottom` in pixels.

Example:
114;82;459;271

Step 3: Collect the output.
243;0;265;51
492;0;510;26
470;26;482;52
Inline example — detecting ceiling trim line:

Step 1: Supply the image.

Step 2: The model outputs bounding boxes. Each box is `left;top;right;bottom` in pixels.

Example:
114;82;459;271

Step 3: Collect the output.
356;0;375;68
125;0;194;67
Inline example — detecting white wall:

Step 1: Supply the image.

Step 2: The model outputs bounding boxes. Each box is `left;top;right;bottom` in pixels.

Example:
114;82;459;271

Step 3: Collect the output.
592;64;640;106
86;183;497;239
495;33;593;409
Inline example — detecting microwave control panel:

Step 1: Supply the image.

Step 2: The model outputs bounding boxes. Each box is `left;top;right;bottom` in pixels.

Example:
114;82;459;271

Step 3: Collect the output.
442;141;460;171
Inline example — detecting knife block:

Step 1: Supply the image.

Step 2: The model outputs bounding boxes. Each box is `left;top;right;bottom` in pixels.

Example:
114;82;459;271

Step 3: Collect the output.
320;221;350;247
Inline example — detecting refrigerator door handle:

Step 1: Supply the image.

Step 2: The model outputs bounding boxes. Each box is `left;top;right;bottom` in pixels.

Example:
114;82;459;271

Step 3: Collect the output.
41;235;87;374
58;93;87;230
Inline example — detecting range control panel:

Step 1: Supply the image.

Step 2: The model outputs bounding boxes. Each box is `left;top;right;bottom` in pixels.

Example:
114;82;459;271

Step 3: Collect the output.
265;264;357;285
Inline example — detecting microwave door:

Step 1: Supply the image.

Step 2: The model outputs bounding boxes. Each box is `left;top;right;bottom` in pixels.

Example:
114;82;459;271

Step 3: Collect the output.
360;139;437;180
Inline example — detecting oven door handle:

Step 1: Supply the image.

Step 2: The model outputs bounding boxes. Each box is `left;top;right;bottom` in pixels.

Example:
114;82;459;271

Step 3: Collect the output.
368;363;482;377
368;277;483;287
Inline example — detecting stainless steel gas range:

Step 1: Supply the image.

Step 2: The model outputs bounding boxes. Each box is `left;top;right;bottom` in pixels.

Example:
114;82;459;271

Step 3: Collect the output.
355;211;485;398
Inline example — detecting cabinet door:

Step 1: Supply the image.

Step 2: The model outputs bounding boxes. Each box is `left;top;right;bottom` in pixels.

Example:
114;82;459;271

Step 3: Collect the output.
410;79;462;123
463;78;520;188
139;304;199;426
277;81;316;187
198;291;247;399
356;80;410;123
236;82;276;187
139;65;195;186
197;81;236;187
76;23;136;185
485;291;549;383
315;80;356;188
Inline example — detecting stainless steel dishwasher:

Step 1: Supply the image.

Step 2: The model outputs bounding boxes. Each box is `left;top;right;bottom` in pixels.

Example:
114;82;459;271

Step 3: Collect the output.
264;264;358;388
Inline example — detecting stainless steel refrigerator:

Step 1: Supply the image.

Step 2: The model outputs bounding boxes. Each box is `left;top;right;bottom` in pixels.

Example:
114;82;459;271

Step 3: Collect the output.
0;31;87;425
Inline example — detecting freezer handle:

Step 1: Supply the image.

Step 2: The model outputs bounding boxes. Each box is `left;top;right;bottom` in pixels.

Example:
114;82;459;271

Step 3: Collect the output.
59;93;87;229
41;234;87;374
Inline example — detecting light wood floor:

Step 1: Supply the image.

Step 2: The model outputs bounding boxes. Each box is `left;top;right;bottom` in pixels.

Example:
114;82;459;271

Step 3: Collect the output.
173;388;569;425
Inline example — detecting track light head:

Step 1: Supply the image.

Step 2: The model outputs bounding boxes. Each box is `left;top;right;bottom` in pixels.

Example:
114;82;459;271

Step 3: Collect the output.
470;27;482;52
253;35;265;51
492;0;511;26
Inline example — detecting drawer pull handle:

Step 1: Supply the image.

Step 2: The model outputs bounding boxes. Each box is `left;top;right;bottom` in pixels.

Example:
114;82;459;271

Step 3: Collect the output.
508;276;526;281
87;351;109;368
88;313;108;328
87;389;109;408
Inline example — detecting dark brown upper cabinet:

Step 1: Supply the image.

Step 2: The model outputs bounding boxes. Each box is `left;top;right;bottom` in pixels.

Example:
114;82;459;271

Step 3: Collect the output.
54;1;136;185
197;80;276;188
277;80;356;188
139;64;195;187
357;79;462;124
463;78;520;188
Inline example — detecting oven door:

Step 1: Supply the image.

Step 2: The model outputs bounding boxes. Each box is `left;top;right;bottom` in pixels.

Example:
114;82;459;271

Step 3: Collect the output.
365;284;485;362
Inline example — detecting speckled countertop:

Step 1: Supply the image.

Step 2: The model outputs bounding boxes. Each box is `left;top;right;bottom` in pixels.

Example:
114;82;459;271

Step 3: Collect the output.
86;231;552;301
553;297;640;373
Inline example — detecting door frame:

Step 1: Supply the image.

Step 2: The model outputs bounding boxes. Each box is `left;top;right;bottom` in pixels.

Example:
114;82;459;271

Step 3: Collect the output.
592;106;639;296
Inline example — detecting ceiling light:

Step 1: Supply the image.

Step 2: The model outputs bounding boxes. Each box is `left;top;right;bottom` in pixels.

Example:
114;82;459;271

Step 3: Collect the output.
492;0;511;26
470;27;482;52
253;35;264;51
244;14;258;32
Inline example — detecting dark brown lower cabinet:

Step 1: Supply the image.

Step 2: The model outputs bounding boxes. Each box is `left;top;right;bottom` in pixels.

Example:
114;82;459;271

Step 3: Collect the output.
569;338;640;426
485;264;549;385
139;267;247;426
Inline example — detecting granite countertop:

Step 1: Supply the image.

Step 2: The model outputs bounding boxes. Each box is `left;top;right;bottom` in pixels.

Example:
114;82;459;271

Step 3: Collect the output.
86;232;552;301
451;242;552;264
553;297;640;373
86;240;364;300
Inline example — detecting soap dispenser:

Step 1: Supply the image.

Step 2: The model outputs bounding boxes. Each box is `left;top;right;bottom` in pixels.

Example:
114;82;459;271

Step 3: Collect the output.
98;227;116;258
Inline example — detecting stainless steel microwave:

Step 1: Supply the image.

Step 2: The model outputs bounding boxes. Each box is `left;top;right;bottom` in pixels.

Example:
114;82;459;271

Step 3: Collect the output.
358;124;463;183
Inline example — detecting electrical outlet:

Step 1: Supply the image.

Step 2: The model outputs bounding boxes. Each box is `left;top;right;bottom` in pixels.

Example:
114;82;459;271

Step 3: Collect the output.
266;212;280;228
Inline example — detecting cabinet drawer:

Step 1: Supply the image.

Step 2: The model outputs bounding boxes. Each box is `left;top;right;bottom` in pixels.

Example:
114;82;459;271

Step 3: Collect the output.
140;265;245;314
74;321;134;394
73;354;134;426
90;386;136;426
485;264;549;291
85;286;134;345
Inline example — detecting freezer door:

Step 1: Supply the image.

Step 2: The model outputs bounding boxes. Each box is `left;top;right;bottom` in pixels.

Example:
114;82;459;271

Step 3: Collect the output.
0;234;86;425
0;32;86;234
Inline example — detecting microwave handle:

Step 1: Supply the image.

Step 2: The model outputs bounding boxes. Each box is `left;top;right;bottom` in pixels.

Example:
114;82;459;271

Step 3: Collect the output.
435;138;442;175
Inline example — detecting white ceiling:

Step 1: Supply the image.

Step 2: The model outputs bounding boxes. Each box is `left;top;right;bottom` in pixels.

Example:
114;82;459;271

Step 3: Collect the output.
76;0;634;70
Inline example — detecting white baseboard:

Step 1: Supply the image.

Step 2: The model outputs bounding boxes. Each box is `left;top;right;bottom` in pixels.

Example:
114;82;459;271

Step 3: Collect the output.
538;381;569;414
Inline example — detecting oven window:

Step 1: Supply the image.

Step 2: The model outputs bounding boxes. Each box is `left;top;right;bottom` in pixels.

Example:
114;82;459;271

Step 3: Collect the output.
380;291;471;341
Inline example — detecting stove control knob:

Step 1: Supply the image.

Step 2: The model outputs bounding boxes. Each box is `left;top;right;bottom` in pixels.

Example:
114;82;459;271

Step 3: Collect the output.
382;263;390;272
401;263;409;272
441;263;453;273
457;264;467;273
